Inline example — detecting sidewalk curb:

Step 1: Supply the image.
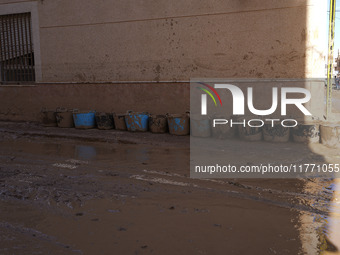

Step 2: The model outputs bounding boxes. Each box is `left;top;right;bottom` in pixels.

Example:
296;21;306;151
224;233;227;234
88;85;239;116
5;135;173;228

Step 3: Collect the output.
0;121;189;147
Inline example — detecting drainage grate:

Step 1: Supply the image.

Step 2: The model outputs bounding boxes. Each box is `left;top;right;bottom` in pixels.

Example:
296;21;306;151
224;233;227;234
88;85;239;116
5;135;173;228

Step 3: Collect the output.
0;12;35;84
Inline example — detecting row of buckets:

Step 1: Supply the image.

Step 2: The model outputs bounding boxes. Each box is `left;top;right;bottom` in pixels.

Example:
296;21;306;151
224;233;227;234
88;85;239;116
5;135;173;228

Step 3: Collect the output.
41;108;190;135
41;108;320;142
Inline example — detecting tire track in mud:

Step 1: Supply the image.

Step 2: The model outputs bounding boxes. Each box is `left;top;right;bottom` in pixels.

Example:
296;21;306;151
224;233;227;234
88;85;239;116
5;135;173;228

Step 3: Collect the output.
0;152;331;217
130;169;331;216
0;139;333;224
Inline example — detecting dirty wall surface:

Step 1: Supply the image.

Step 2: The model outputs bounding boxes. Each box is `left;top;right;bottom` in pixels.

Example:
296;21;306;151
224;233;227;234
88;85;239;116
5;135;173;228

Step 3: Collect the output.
0;0;326;121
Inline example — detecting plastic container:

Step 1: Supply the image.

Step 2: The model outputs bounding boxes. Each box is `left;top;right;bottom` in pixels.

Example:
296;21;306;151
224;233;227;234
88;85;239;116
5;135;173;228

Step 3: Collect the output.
211;115;236;139
56;107;74;128
125;112;149;132
293;123;320;143
41;108;57;127
190;115;211;137
73;110;96;129
263;123;290;142
237;118;262;141
113;114;127;131
167;113;190;136
149;114;167;133
320;124;340;148
95;112;114;130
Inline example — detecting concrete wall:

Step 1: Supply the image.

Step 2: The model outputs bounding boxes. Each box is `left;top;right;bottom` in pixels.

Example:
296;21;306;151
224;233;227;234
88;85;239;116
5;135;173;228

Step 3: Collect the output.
0;83;190;121
0;0;327;121
38;0;323;82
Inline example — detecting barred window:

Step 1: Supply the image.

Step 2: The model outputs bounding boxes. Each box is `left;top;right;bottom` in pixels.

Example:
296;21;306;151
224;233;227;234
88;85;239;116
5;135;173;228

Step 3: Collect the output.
0;12;35;84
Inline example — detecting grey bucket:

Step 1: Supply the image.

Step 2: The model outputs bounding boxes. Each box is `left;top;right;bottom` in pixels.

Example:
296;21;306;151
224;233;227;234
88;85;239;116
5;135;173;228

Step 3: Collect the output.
56;107;74;128
113;114;127;131
190;115;211;137
41;108;57;127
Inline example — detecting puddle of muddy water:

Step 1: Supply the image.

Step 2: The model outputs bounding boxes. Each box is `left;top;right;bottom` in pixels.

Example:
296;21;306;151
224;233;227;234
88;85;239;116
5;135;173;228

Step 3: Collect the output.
0;137;340;254
0;139;187;170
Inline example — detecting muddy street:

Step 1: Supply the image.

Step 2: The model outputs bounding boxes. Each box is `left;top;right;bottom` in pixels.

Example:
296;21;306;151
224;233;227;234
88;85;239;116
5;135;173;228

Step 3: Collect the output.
0;0;339;254
0;131;339;255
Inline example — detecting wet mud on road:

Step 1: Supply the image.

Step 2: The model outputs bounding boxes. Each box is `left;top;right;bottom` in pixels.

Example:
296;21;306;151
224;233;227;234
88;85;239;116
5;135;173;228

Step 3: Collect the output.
0;132;340;254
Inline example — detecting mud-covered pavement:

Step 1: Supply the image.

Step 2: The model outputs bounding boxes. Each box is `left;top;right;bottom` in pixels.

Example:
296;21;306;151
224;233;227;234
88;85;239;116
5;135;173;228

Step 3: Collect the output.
0;126;340;255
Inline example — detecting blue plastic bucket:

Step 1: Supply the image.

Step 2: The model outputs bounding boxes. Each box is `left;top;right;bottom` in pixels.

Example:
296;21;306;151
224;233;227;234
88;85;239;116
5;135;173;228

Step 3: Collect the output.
73;110;96;129
190;116;211;137
125;112;149;132
167;113;190;135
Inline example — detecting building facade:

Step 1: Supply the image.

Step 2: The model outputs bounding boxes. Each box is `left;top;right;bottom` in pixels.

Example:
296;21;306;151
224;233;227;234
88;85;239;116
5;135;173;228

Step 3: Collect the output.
0;0;327;121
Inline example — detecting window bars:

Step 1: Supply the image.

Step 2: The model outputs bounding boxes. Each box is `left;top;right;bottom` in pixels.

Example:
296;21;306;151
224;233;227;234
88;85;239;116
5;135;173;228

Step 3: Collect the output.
0;12;35;84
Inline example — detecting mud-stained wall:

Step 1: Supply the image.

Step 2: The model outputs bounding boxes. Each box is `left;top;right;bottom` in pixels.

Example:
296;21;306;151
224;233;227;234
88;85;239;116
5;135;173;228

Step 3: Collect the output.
0;83;190;121
36;0;324;82
0;0;327;121
0;0;326;82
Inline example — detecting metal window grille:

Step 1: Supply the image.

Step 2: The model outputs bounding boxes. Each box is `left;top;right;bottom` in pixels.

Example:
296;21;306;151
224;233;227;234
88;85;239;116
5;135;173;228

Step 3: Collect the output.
0;12;35;84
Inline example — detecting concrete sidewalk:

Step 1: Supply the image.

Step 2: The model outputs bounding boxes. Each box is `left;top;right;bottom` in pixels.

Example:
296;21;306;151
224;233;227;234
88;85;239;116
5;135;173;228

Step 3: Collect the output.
1;121;339;172
0;121;189;147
